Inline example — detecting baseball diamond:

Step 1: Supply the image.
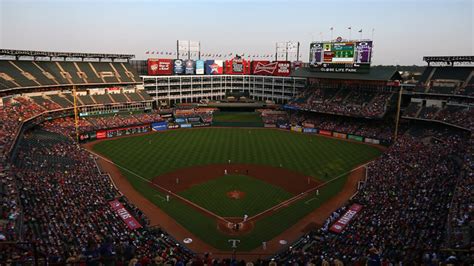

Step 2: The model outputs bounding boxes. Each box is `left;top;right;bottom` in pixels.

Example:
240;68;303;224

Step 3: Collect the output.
2;3;472;263
88;127;382;251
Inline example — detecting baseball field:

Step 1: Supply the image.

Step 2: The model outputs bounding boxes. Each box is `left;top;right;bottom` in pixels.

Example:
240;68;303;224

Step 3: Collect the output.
91;127;382;251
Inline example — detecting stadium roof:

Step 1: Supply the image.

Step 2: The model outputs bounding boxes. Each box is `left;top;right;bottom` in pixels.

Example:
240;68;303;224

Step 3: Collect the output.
0;49;135;60
423;56;474;63
291;67;402;81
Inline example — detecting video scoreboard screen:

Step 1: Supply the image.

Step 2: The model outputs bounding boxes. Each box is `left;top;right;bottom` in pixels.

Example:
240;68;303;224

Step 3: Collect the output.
310;40;373;73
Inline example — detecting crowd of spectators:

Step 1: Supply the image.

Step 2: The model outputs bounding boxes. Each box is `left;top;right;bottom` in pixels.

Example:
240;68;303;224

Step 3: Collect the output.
1;94;473;264
0;97;48;244
446;137;473;250
289;112;402;142
257;109;289;125
403;103;473;131
272;128;472;264
287;87;392;118
4;130;197;264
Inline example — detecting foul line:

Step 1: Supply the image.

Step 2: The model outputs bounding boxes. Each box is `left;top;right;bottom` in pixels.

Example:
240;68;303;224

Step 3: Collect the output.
85;149;232;224
304;197;318;205
247;163;368;223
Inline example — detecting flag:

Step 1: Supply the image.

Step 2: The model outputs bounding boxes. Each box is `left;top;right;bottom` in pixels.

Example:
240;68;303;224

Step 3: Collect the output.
347;27;351;30
145;51;150;54
358;29;363;33
330;27;334;30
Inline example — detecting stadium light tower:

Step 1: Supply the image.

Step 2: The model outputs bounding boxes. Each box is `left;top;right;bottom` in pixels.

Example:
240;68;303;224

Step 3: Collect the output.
275;41;300;61
177;40;200;60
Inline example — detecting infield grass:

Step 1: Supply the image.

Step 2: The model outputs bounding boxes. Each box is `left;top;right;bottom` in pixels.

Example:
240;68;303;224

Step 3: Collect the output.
179;174;293;217
92;128;382;251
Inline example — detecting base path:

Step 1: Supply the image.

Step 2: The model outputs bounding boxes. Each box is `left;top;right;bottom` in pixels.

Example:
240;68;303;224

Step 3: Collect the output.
83;139;371;260
153;164;321;195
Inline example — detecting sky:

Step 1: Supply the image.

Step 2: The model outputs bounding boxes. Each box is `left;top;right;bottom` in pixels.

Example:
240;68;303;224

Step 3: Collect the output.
0;0;472;65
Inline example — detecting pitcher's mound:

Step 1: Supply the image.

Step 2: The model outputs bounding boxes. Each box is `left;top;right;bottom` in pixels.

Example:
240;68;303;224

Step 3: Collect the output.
226;190;246;200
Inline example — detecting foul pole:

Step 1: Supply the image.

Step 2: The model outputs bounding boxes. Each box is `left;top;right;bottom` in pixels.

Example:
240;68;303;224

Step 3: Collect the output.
73;85;80;143
393;87;403;142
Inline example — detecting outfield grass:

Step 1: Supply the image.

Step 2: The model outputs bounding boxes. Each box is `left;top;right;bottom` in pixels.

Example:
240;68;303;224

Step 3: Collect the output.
179;175;293;217
92;128;382;251
212;112;263;127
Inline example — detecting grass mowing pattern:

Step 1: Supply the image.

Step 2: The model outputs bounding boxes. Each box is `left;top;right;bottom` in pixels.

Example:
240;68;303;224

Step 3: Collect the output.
92;128;382;250
212;112;263;127
179;175;293;217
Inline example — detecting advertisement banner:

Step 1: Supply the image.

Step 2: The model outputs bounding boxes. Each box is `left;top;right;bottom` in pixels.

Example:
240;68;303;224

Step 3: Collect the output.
152;122;168;131
291;126;302;132
173;59;185;75
251;61;291;76
97;130;107;139
292;61;303;70
106;125;150;138
364;138;380;144
188;117;201;122
193;123;210;127
147;59;159;75
195;60;205;75
175;118;186;123
168;123;179;129
225;58;250;74
303;128;317;133
333;132;347;139
251;61;271;75
185;60;195;75
319;130;332;136
329;203;363;234
275;61;291;76
348;134;364;142
205;60;223;75
180;123;192;128
278;124;289;129
148;59;173;75
109;200;142;230
302;122;315;128
264;124;277;128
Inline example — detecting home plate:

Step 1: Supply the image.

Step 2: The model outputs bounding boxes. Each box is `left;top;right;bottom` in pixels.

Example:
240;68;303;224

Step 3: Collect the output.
183;238;193;244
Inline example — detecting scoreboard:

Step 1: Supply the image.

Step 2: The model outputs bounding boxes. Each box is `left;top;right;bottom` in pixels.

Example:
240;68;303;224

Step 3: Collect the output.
310;40;373;73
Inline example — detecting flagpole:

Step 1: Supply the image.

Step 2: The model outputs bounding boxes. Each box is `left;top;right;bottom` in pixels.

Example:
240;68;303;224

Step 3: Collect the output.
360;29;363;40
330;28;334;41
348;27;352;40
371;28;375;40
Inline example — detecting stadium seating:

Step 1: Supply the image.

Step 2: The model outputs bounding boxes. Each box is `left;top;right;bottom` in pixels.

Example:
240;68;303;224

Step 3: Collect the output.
287;87;392;118
403;102;472;130
0;60;141;90
272;128;471;264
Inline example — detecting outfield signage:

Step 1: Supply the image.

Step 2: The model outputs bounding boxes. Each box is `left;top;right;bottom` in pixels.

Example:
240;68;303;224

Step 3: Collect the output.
97;130;107;139
333;132;347;139
319;130;332;136
152;122;168;131
109;199;142;230
180;123;192;128
348;134;364;142
303;128;317;133
329;203;363;234
291;126;302;132
365;138;380;144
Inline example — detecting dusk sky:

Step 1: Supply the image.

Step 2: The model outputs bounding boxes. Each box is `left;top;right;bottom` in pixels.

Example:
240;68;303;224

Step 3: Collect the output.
0;0;472;65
